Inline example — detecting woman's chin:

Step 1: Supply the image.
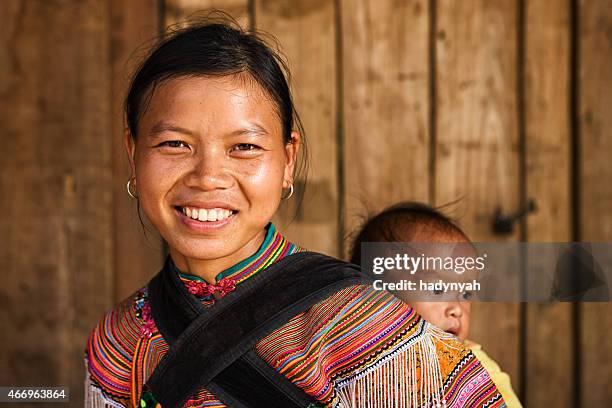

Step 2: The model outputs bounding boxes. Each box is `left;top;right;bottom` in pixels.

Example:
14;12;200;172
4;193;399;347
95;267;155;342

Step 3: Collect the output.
167;233;263;267
169;242;236;262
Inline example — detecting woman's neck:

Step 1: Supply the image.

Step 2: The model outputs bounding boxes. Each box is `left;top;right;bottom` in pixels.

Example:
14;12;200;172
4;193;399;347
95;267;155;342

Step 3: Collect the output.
168;229;266;284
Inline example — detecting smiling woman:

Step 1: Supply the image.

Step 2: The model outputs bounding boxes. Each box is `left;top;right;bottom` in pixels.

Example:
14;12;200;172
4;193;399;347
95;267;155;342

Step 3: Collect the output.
85;19;505;408
127;75;297;282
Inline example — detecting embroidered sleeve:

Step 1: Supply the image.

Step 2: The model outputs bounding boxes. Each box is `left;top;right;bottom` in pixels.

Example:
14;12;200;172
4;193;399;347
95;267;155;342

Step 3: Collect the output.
85;294;141;407
256;285;506;408
330;288;506;408
85;362;129;408
334;325;506;407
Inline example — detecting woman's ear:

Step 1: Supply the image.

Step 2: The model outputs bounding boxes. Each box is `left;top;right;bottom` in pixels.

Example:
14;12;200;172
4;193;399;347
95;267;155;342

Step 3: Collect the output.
283;131;301;188
124;127;137;175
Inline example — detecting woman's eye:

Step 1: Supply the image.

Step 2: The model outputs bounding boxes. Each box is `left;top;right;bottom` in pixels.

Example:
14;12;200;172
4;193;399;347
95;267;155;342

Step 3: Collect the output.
462;291;473;300
158;140;189;149
433;288;444;295
231;143;259;152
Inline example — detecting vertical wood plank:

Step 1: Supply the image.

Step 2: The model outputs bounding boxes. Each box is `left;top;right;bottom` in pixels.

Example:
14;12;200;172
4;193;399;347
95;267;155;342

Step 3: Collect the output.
111;0;165;302
256;0;339;256
165;0;250;28
0;0;113;405
524;0;573;406
341;0;430;254
578;0;612;405
435;0;522;392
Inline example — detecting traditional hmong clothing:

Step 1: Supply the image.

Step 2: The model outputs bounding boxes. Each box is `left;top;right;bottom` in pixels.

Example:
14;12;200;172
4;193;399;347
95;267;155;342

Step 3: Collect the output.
85;224;505;407
464;341;521;408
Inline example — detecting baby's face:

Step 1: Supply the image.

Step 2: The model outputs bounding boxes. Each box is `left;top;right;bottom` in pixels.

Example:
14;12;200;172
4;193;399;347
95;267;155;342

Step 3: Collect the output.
411;301;471;341
408;236;474;341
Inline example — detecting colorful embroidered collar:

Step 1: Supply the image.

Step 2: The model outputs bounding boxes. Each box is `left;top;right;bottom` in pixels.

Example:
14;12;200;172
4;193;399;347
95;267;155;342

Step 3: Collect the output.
176;223;300;303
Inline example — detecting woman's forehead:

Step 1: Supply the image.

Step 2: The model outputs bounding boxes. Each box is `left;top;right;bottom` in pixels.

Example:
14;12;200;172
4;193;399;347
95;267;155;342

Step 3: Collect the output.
138;75;281;135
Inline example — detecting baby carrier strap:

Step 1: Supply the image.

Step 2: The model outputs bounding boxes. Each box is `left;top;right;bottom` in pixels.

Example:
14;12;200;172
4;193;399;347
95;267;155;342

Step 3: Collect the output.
145;251;370;408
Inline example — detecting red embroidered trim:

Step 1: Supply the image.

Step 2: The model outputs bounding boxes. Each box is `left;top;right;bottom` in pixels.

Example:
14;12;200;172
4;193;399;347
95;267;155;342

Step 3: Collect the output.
186;277;237;299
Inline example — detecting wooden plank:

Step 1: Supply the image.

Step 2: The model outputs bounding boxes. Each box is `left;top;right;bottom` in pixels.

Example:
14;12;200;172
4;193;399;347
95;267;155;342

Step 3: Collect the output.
523;0;573;406
0;0;113;405
111;0;165;302
165;0;250;29
578;0;612;405
256;0;339;256
341;0;430;255
435;0;522;393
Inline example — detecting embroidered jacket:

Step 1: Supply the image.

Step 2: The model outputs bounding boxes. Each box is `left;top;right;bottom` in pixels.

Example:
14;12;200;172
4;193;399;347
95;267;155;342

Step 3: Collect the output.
85;224;505;407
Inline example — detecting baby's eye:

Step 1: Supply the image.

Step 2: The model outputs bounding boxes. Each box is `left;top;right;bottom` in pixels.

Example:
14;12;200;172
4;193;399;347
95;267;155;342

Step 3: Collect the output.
461;291;473;300
158;140;189;149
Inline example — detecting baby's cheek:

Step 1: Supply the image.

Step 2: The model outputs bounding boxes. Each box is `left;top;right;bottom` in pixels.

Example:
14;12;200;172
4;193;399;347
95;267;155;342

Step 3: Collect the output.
460;314;471;340
412;302;444;327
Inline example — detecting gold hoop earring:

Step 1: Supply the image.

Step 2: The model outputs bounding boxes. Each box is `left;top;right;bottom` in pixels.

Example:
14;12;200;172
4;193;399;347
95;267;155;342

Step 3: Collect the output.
126;178;138;199
281;184;294;200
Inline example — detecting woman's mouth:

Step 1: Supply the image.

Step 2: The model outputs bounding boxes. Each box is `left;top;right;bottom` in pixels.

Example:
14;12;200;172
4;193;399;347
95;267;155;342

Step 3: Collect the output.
177;206;235;222
173;205;237;230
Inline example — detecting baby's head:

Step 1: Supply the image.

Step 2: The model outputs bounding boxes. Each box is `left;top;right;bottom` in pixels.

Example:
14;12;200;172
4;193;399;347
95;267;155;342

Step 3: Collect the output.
350;202;472;341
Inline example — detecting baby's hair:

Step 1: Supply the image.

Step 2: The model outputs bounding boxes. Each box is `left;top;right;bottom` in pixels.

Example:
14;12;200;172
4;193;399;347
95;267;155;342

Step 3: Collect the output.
349;201;469;265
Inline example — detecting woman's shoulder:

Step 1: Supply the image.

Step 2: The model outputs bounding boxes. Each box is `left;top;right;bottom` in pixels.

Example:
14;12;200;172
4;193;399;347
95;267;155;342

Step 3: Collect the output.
255;282;489;406
326;282;417;324
85;287;148;402
321;283;424;349
255;282;421;373
86;287;147;353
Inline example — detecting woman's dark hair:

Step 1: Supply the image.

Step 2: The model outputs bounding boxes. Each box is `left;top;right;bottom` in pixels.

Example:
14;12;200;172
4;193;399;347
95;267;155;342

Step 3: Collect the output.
125;15;307;175
349;201;469;265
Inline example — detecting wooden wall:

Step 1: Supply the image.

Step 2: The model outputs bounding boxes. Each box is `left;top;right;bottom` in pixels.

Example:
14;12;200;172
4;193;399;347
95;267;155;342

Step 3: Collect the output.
1;1;115;405
1;0;610;406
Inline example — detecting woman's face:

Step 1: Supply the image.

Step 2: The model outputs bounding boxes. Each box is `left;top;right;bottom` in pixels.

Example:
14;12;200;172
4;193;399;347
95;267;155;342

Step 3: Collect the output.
126;75;299;271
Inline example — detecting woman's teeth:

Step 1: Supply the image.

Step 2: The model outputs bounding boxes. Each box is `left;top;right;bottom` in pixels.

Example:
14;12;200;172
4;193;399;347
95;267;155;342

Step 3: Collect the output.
182;207;233;222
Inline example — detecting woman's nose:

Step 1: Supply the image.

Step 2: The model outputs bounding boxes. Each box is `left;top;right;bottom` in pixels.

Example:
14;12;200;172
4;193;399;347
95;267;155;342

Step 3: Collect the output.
184;148;233;190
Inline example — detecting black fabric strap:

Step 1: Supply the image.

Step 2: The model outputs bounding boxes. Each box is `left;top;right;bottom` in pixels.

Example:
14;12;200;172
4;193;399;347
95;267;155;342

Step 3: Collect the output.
146;251;370;408
206;350;317;408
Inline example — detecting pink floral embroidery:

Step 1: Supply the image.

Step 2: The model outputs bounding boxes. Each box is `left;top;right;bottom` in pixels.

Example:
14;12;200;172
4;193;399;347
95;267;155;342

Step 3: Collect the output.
134;289;157;339
138;302;156;339
186;277;237;300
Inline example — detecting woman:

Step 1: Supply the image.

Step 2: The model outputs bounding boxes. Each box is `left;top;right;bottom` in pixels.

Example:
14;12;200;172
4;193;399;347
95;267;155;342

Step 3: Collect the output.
85;20;505;408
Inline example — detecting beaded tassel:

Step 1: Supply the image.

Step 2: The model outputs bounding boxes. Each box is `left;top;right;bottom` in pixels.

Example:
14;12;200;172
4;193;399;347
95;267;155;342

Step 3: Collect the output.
336;321;456;408
84;370;127;408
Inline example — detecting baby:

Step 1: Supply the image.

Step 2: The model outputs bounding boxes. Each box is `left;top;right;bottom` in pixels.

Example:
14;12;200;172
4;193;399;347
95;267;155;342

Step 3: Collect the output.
349;201;522;408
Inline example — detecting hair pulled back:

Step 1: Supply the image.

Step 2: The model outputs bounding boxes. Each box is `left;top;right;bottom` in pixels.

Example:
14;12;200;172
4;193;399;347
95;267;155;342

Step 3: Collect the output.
125;16;306;152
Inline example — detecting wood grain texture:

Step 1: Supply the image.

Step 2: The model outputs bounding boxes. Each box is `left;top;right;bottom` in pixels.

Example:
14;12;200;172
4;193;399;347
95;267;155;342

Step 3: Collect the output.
256;0;339;256
341;0;430;255
111;0;165;302
578;0;612;405
165;0;250;29
435;0;522;392
523;0;573;406
0;0;113;404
